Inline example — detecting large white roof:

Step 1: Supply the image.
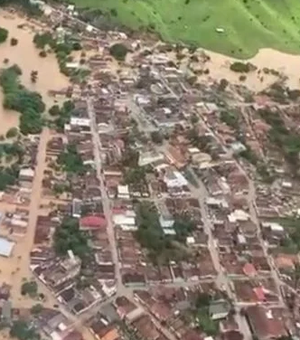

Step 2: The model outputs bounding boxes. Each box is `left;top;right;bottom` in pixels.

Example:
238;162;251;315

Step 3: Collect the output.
0;238;14;257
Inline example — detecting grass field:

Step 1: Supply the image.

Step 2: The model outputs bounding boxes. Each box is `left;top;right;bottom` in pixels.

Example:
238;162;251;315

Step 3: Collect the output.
72;0;300;58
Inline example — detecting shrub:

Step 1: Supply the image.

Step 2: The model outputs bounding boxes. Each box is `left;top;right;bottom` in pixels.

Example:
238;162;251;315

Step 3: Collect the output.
0;27;8;44
6;127;18;138
21;280;38;297
230;62;251;73
219;78;229;91
109;43;128;61
10;38;18;46
31;304;43;315
39;50;47;58
48;105;60;116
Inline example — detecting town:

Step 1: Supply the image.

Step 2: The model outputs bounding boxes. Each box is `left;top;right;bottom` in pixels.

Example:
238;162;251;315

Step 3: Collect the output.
0;2;299;340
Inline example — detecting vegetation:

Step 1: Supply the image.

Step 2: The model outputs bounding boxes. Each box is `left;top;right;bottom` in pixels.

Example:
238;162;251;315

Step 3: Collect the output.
259;108;300;172
109;43;128;61
21;280;38;298
53;217;90;259
196;308;219;336
33;32;54;49
30;70;38;83
0;27;8;44
124;167;146;185
218;78;228;91
173;217;196;242
10;320;40;340
71;0;300;58
30;304;43;315
0;166;19;190
53;182;71;195
50;100;75;131
0;0;42;16
6;127;18;139
151;131;164;144
230;62;253;73
220;110;239;129
135;201;192;264
10;38;18;46
39;50;47;58
33;32;85;77
277;217;300;254
0;65;45;134
57;144;86;175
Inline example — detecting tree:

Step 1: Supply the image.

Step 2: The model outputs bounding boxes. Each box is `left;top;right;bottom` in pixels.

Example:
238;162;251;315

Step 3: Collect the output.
218;78;228;91
57;144;86;174
30;70;38;83
230;62;253;73
195;292;211;308
33;32;54;49
151;131;163;144
0;65;45;134
10;320;40;340
109;43;128;61
0;27;8;44
6;127;18;139
48;105;60;116
53;217;90;259
21;280;38;297
0;166;19;190
31;303;43;315
39;50;47;58
10;38;18;46
72;42;82;50
190;114;199;124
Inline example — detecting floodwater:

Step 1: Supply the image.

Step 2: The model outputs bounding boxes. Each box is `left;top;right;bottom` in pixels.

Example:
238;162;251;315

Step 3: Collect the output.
0;9;70;135
200;48;300;92
0;10;69;309
168;46;300;93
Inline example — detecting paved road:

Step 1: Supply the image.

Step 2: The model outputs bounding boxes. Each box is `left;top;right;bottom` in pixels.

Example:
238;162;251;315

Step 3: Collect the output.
187;167;253;340
86;98;125;294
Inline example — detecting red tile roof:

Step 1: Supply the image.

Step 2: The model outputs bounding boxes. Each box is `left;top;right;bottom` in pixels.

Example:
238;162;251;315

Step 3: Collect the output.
243;263;257;277
79;215;107;230
253;286;265;302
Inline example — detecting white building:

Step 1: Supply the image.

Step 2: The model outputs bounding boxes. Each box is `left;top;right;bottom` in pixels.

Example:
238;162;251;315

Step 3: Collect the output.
117;185;130;199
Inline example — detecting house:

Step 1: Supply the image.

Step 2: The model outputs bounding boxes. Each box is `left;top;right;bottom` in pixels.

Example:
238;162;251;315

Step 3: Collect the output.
138;151;164;167
2;300;12;322
246;306;288;340
243;263;257;277
209;300;230;320
19;168;35;182
117;185;130;199
79;215;107;231
157;203;174;229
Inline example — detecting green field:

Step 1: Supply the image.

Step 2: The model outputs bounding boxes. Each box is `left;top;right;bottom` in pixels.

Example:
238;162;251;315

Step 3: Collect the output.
72;0;300;58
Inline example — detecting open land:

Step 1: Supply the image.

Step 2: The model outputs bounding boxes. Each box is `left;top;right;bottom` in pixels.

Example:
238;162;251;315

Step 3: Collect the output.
73;0;300;58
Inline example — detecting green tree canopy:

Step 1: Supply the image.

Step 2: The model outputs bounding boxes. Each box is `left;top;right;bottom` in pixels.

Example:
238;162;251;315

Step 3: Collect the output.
30;303;43;315
109;43;128;61
0;65;45;134
10;320;40;340
21;280;38;298
0;27;8;44
53;217;90;259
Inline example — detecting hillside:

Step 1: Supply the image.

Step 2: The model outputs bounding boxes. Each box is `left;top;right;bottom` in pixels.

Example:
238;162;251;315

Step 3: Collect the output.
73;0;300;58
